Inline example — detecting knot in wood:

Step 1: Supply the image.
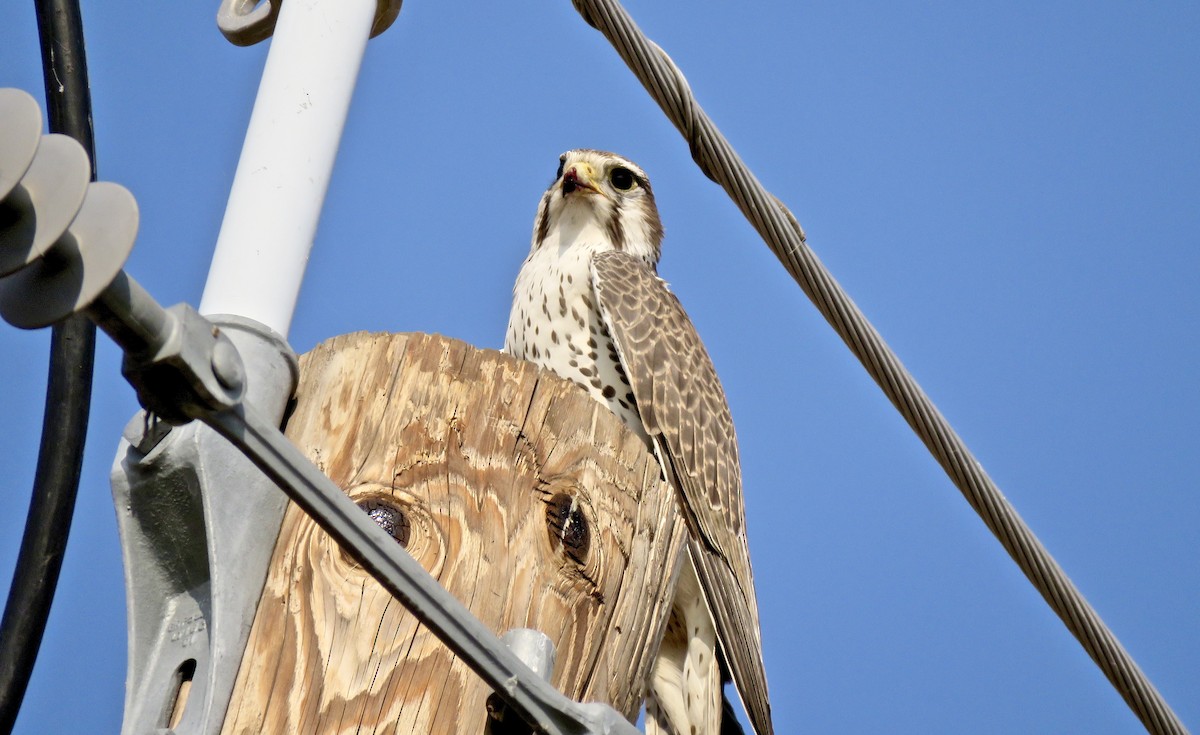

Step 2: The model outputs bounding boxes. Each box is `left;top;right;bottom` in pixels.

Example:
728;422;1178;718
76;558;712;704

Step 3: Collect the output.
546;492;590;565
357;498;411;547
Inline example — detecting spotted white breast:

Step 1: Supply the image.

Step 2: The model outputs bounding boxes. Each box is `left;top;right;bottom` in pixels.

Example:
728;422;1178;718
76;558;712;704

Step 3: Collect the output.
504;229;645;441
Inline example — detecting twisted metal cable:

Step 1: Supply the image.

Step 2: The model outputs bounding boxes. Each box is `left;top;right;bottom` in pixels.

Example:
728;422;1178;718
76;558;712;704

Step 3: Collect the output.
568;1;1189;733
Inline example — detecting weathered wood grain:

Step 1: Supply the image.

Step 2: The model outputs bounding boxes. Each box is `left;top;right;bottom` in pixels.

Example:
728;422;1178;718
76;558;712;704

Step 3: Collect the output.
220;332;686;734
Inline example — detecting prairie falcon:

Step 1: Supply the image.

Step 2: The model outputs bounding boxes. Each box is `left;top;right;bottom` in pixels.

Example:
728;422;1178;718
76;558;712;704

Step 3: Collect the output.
503;149;772;735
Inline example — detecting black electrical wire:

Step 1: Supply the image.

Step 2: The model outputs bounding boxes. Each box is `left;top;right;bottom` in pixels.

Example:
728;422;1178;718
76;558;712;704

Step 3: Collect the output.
0;1;97;732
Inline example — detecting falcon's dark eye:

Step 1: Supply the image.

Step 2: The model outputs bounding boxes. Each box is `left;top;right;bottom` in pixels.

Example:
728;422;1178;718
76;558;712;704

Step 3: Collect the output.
556;157;566;180
610;166;636;191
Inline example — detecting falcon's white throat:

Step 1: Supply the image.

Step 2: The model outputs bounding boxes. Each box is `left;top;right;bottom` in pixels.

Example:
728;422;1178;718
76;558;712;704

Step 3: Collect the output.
530;149;662;265
504;149;664;438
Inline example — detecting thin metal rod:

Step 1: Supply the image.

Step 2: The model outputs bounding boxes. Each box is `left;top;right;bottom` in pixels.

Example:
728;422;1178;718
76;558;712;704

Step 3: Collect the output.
0;1;96;731
90;271;175;357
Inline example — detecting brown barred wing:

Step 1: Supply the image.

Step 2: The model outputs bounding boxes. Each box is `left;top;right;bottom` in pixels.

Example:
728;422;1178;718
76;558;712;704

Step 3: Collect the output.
590;250;772;735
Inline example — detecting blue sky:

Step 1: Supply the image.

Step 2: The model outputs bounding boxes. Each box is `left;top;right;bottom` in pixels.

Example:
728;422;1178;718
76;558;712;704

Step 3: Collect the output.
2;2;1197;733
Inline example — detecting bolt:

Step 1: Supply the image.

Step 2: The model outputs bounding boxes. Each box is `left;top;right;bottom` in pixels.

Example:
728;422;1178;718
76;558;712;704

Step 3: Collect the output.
211;339;245;392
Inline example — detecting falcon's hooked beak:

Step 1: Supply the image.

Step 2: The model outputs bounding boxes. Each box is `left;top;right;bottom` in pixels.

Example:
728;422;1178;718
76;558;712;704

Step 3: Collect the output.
561;163;602;198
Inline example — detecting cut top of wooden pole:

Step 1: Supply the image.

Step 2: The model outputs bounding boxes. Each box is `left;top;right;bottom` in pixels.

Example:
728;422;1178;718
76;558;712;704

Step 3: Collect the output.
220;331;687;734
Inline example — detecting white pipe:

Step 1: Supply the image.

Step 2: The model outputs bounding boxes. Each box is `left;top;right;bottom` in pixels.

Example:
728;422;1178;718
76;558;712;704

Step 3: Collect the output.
199;0;376;338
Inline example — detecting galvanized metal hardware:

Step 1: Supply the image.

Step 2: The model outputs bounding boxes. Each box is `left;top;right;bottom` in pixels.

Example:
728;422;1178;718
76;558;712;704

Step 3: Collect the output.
111;315;297;735
116;300;246;425
216;0;404;46
489;630;643;735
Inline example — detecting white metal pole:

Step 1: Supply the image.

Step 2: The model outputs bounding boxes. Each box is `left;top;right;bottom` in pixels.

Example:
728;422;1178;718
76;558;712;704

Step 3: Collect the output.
199;0;377;338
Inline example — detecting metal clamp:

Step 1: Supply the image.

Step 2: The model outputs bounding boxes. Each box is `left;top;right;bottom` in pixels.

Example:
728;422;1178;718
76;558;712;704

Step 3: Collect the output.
217;0;404;46
111;315;297;735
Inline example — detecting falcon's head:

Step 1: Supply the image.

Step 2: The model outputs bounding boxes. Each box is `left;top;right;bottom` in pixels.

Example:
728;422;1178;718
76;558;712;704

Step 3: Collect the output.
530;149;664;266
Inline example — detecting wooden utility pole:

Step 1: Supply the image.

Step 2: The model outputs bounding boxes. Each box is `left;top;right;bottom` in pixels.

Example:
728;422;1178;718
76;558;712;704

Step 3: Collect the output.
220;332;686;734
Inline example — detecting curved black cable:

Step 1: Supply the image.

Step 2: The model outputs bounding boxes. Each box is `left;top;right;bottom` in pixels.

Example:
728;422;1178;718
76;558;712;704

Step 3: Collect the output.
0;1;97;732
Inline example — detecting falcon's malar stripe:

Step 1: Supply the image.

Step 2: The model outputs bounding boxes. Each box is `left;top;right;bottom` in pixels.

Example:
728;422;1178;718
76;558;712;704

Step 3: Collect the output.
535;189;552;247
608;197;626;251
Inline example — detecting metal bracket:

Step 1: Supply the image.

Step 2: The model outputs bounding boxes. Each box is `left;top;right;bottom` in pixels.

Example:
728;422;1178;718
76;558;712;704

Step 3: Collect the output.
217;0;404;46
110;316;297;735
118;304;246;425
488;630;644;734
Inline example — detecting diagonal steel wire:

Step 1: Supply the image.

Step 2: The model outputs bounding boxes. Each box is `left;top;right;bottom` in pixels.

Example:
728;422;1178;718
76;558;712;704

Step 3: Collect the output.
567;1;1190;733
